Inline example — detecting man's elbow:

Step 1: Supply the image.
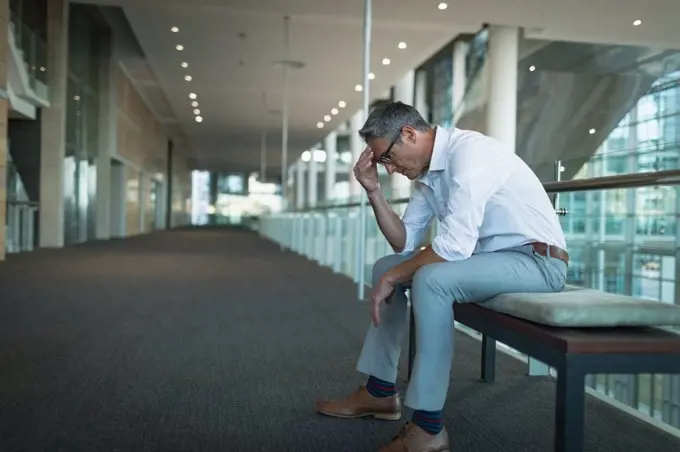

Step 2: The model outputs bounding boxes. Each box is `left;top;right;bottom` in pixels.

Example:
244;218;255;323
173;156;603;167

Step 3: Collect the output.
391;243;406;254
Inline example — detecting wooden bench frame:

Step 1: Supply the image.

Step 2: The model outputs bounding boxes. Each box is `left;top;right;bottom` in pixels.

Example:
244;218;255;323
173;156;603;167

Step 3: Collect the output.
406;303;680;452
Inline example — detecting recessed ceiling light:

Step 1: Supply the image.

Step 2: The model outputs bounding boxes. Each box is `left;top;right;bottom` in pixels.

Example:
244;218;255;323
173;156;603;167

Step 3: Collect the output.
355;84;363;91
191;101;199;107
195;116;203;123
324;115;331;122
589;128;596;134
189;93;197;99
368;72;375;80
331;108;339;115
382;58;391;65
338;100;346;108
438;2;448;10
317;122;324;128
184;75;192;81
398;41;407;49
181;62;188;68
529;65;536;71
633;19;642;26
176;44;184;51
171;26;179;32
194;108;201;115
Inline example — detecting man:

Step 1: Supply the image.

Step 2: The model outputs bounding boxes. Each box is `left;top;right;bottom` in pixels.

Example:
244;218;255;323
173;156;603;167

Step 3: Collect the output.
314;101;568;452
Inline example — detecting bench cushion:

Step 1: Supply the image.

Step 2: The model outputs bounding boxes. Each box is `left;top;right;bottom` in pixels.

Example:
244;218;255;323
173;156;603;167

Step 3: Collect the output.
480;285;680;327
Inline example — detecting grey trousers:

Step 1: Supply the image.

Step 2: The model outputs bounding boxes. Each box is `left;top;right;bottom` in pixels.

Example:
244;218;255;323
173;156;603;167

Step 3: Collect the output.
356;244;567;411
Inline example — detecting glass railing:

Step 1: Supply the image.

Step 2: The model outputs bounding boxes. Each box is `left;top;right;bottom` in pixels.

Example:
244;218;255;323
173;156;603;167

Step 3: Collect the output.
546;169;680;425
9;11;48;99
4;158;38;254
258;166;680;433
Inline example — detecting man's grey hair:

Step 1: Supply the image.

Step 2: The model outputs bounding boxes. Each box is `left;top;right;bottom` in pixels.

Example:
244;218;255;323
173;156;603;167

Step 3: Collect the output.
358;101;430;143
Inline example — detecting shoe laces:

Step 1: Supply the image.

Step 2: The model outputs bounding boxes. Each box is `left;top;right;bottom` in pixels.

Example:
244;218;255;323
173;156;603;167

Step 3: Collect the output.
393;422;418;441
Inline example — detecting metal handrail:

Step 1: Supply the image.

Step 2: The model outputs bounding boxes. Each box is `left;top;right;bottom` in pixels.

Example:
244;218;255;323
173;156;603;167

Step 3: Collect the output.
543;168;680;193
284;168;680;214
5;200;39;207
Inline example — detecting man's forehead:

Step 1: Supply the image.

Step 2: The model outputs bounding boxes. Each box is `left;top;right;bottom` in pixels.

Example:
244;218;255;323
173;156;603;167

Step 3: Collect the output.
367;137;389;153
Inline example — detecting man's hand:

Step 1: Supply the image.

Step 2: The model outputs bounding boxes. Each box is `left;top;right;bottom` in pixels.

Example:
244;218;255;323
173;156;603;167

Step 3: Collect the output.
370;276;396;327
353;147;380;194
370;247;448;327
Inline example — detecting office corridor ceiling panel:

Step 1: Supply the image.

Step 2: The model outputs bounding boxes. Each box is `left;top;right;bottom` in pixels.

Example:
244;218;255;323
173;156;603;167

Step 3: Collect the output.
82;0;680;176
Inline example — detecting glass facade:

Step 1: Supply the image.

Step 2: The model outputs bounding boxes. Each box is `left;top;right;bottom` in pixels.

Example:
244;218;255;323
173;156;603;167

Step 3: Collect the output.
431;55;453;127
560;71;680;427
9;0;48;97
63;5;108;245
4;154;37;254
427;27;488;128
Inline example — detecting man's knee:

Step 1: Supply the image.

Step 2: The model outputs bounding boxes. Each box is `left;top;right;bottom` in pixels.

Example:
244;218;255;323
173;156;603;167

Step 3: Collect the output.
412;263;456;307
372;254;406;286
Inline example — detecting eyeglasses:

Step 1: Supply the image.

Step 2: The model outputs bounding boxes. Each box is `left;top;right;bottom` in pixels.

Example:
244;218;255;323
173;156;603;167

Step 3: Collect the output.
377;128;402;164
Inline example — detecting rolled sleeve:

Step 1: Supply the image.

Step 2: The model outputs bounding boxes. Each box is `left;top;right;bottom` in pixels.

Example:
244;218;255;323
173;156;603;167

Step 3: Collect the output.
397;185;434;254
431;191;484;261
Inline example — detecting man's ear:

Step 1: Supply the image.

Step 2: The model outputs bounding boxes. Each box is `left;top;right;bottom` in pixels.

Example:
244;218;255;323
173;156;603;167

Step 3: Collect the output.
402;126;417;144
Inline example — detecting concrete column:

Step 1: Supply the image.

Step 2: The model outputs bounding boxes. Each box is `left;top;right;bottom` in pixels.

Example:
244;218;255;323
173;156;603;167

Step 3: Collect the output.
486;25;519;153
0;0;9;260
39;0;69;247
109;161;126;237
308;149;318;207
452;40;468;116
95;29;116;240
392;70;415;198
394;70;415;106
286;164;295;209
349;110;364;198
414;70;429;121
324;131;337;201
295;159;305;209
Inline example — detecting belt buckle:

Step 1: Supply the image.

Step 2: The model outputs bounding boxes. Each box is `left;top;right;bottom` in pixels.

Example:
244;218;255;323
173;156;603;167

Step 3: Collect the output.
533;242;551;259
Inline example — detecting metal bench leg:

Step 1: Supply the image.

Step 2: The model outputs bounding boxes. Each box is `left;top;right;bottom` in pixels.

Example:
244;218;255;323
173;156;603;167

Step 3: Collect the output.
555;365;585;452
407;302;416;381
481;335;496;382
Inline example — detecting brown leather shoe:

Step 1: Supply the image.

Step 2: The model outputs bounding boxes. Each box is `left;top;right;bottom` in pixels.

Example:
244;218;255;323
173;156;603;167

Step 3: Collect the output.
314;385;402;420
379;422;449;452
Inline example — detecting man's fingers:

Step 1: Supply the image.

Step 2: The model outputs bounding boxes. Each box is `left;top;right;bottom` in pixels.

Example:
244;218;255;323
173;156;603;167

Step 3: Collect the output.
358;153;373;166
355;160;373;174
354;148;371;166
355;153;372;168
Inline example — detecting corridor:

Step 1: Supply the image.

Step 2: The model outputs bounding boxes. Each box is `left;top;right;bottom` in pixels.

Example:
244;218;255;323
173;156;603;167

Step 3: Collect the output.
0;229;677;451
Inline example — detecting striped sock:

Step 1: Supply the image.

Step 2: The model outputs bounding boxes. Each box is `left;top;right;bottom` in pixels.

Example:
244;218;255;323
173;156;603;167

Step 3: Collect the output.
412;409;444;435
365;375;396;398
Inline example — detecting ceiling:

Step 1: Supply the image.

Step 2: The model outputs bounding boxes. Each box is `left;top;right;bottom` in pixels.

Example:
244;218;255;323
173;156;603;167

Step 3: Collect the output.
82;0;680;179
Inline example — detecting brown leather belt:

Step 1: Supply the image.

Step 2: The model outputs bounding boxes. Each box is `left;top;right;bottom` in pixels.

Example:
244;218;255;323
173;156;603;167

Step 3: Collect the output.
530;242;569;265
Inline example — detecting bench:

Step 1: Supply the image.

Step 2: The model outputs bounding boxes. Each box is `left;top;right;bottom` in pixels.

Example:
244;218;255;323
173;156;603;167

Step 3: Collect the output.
406;285;680;452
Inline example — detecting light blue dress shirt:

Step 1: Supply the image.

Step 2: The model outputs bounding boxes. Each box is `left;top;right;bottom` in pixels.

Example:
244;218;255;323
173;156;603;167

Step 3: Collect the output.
399;126;567;261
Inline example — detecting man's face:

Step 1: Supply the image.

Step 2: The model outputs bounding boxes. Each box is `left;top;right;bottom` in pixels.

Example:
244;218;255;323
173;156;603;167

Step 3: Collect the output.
367;127;426;180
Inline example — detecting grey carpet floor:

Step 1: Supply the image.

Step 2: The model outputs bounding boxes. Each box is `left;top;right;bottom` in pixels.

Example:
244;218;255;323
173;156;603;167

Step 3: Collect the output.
0;228;678;451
